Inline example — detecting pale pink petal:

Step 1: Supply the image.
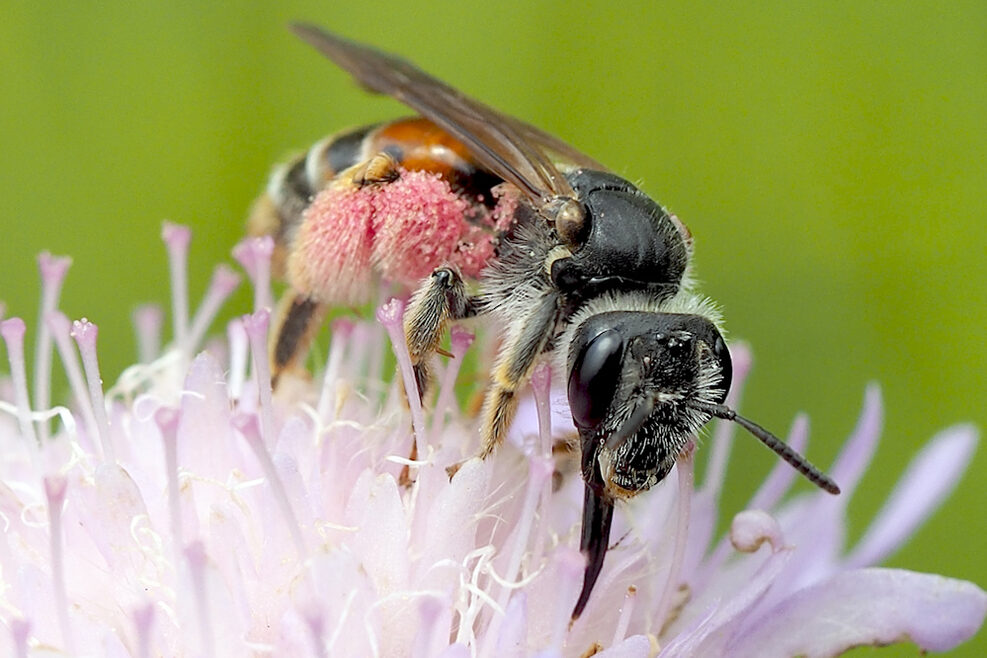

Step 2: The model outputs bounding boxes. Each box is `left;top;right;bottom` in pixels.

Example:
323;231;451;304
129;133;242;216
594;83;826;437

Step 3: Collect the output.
746;414;809;512
595;634;650;657
342;470;414;654
413;596;453;658
828;384;883;495
683;344;752;581
415;457;492;594
437;643;471;658
680;487;717;582
177;352;236;479
494;593;529;657
758;494;844;606
306;551;377;656
730;568;987;657
4;235;985;656
344;471;410;593
661;545;792;656
71;463;149;572
753;387;884;599
690;416;809;588
843;424;978;569
102;630;131;658
696;342;752;499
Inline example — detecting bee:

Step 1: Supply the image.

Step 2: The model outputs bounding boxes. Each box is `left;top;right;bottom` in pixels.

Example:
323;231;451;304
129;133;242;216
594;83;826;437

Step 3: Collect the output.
250;23;841;620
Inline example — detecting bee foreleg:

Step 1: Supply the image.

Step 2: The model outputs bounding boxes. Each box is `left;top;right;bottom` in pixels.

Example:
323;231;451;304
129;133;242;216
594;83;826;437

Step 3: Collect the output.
404;267;479;396
270;290;328;387
479;291;561;458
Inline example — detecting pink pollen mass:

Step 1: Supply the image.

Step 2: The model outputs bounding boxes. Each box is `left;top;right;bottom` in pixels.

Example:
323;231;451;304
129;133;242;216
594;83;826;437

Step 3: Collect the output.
370;170;472;283
288;169;508;305
289;183;375;305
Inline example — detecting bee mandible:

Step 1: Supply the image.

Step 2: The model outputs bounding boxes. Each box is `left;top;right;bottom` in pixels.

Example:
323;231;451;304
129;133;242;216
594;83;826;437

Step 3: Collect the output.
247;23;841;620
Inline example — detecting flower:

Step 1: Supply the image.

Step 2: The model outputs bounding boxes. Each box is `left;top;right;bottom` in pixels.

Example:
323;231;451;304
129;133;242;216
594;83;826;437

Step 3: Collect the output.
0;225;983;657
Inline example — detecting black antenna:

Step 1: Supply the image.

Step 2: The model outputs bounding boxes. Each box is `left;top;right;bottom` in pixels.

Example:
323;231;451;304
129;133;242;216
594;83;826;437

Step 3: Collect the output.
696;402;841;495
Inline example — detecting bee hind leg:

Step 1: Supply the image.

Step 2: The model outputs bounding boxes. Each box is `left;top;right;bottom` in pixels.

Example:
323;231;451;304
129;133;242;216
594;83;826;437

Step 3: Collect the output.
270;291;329;388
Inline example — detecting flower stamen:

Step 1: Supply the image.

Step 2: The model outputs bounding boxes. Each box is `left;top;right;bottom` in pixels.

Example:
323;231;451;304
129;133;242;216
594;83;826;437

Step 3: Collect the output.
317;318;355;423
44;474;72;652
242;309;278;450
612;585;637;646
161;222;192;352
654;449;695;631
233;413;307;559
132;304;164;364
1;318;38;447
232;235;275;314
226;318;249;401
71;319;115;461
46;311;101;452
186;265;240;354
431;325;475;441
377;298;426;459
33;252;71;442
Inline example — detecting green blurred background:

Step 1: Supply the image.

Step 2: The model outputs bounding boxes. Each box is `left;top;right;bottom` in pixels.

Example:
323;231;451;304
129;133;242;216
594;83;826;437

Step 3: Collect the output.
2;2;984;654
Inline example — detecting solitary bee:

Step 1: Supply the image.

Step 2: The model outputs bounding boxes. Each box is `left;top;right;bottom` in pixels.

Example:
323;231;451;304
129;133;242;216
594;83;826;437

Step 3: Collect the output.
249;24;840;620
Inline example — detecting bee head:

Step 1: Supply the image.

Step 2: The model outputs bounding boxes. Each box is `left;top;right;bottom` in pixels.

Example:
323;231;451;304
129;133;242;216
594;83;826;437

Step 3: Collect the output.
566;310;731;499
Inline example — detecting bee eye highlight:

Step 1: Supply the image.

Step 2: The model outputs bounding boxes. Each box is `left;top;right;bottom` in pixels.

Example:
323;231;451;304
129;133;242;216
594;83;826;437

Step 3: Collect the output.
710;333;733;401
568;329;624;430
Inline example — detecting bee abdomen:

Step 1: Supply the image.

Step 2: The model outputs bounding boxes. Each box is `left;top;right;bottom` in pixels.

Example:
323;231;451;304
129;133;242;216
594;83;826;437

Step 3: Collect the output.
247;123;375;277
368;118;501;206
307;124;381;188
248;118;508;279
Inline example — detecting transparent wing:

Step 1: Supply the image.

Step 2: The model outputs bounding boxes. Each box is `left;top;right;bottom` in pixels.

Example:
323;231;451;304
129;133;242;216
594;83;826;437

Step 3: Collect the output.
509;118;608;172
291;23;604;208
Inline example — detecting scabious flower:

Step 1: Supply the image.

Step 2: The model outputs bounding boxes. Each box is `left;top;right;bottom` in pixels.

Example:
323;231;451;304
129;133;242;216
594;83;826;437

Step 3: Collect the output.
0;226;983;657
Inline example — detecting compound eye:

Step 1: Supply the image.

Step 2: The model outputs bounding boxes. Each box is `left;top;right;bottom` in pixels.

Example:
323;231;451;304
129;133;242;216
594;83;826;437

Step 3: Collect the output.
568;328;624;429
710;332;733;404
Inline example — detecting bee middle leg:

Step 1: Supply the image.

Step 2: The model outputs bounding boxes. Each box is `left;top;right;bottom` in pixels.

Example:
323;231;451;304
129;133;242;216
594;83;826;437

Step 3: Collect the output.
404;267;479;398
479;291;561;458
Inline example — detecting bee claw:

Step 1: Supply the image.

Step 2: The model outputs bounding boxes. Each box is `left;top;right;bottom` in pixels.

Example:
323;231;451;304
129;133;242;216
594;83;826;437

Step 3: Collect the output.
398;442;419;488
445;460;465;480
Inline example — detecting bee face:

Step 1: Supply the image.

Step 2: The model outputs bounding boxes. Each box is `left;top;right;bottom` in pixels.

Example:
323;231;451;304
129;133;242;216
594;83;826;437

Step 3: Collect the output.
568;310;731;498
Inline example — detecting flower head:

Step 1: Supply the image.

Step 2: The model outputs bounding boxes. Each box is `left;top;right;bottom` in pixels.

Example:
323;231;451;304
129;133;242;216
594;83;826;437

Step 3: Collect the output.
0;226;983;656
